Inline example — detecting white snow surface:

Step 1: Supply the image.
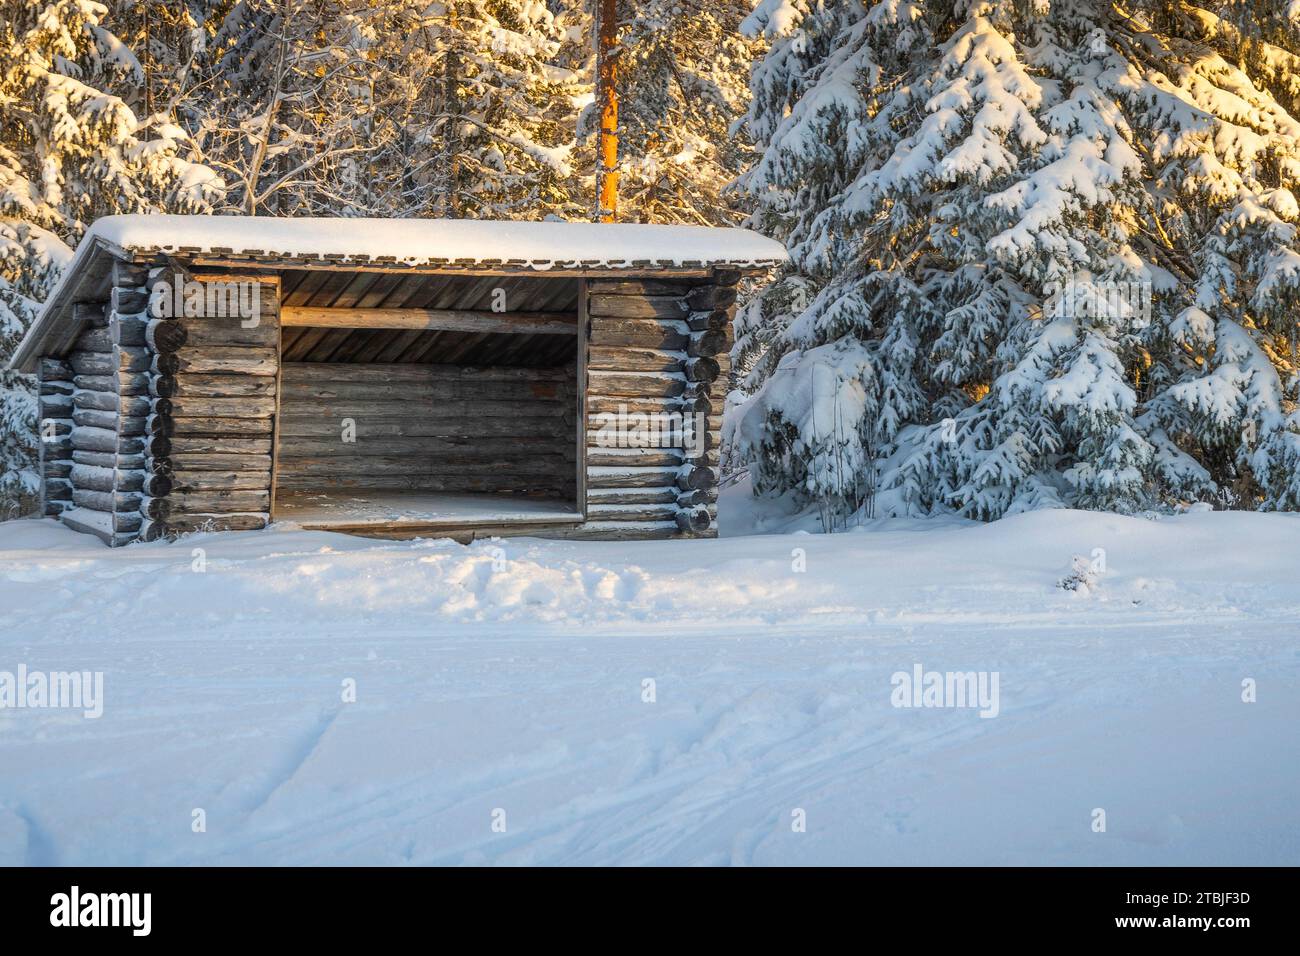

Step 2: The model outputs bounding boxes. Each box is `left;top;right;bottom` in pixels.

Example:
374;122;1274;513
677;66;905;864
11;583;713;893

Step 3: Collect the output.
1;495;1297;865
84;214;790;268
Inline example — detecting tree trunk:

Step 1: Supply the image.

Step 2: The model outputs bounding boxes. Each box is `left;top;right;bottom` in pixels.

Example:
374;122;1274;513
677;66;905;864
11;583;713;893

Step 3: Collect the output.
596;0;620;222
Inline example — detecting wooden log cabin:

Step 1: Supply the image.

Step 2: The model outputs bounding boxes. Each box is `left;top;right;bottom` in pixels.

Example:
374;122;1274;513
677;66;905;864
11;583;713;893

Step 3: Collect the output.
10;216;787;545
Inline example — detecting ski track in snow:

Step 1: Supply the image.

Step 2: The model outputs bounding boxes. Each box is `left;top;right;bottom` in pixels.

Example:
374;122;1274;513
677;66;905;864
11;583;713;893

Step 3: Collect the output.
0;506;1298;865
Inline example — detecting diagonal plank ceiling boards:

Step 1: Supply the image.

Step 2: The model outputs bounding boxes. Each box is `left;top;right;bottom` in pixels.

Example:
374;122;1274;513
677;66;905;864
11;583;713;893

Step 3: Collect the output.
277;270;580;368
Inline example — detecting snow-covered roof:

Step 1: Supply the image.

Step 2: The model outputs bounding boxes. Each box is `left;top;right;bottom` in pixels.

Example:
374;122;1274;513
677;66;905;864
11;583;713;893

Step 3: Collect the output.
87;215;788;269
12;215;787;371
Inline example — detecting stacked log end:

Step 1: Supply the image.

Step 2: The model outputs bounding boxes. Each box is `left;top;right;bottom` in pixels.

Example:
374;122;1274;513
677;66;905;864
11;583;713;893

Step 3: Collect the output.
582;268;736;540
57;262;150;545
37;357;74;517
140;271;279;539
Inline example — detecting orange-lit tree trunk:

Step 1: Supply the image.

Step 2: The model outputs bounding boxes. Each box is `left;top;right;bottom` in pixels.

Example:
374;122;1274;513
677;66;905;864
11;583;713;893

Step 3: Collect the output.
596;0;619;222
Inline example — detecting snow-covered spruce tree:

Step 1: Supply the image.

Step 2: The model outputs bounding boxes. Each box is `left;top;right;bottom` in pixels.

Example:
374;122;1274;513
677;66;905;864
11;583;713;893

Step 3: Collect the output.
735;0;1300;519
0;0;219;515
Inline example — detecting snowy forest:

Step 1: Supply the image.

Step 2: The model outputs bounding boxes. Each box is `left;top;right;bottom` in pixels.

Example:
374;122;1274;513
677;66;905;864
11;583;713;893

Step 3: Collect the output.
3;0;1300;524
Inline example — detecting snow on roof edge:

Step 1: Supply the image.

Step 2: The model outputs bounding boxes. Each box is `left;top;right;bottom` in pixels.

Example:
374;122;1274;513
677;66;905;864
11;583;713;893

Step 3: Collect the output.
87;214;789;269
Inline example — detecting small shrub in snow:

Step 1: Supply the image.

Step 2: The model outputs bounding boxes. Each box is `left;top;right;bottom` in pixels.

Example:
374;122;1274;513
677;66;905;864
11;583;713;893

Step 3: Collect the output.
1058;555;1099;594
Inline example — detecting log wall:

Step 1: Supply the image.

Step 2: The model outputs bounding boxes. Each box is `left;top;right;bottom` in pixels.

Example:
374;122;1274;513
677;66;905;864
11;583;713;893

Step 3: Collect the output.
275;362;576;498
38;356;74;519
57;263;152;545
137;273;281;539
574;271;735;540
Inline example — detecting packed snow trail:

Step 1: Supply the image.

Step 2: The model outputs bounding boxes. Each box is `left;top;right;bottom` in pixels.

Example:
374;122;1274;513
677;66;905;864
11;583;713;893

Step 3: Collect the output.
0;508;1297;865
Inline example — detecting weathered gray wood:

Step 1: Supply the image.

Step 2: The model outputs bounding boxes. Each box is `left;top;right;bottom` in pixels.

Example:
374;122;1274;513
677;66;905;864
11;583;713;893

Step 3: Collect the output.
73;302;108;328
115;346;152;373
684;357;720;383
281;306;578;335
588;320;690;350
164;490;271;514
167;452;272;472
111;287;150;314
676;463;718;491
675;508;711;533
163;397;276;418
70;426;123;454
150;373;276;398
112;260;150;288
71;388;117;412
588;294;689;319
587;503;677;522
153;513;269;533
169;470;270;492
276;456;573;477
587;347;684;373
539;522;680;541
277;399;564;421
276;417;568;439
146;319;188;353
275;474;571;493
41;437;74;458
686;309;729;332
586;279;697;296
141;474;174;498
277;381;564;403
586;487;678;505
169;416;274;437
73;450;144;470
43;460;73;479
590;392;711;415
587;466;680;489
110;314;148;347
587;448;684;468
76;371;150;395
68;350;114;375
72;408;120;432
39;394;74;417
39;357;74;379
587;371;685;398
140;497;168;520
73;488;142;512
276;437;565;457
281;362;568;384
684;286;737;310
176;316;279;347
687;329;727;358
154;347;278;376
45;478;72;500
70;464;143;493
165;436;274;455
144;435;172;458
79;327;112;352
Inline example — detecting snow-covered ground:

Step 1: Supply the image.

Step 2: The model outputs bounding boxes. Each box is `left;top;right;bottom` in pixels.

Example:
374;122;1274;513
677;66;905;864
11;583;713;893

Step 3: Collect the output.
1;492;1298;865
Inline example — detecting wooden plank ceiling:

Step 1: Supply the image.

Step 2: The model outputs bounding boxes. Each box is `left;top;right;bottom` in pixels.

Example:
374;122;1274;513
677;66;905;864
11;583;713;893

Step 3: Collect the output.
278;270;580;368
